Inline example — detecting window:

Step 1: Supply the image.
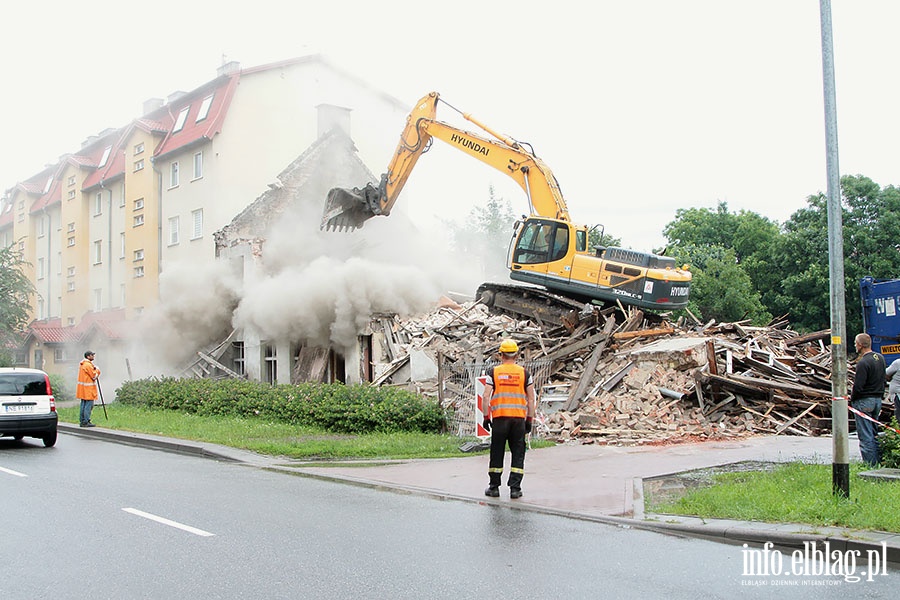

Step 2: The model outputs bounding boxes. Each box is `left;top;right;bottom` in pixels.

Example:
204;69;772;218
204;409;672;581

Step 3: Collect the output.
232;342;245;376
173;107;189;132
133;214;144;227
191;209;203;239
67;281;75;292
67;236;75;247
133;159;144;172
134;142;144;155
67;222;75;233
133;249;144;261
120;233;125;258
196;95;214;122
134;266;145;278
37;258;45;279
67;175;76;187
170;161;179;187
38;217;45;237
93;240;102;264
67;317;75;326
168;216;180;245
193;151;203;179
119;186;125;207
67;266;75;277
94;289;102;311
98;146;112;168
43;176;52;193
54;348;68;362
67;190;76;200
264;343;277;384
94;192;103;216
134;198;144;211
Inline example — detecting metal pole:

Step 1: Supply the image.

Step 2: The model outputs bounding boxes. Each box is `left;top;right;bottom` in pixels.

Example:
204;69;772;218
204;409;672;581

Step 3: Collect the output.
819;0;850;497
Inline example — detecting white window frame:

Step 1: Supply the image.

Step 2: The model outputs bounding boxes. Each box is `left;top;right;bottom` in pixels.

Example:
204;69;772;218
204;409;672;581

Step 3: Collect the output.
193;151;203;180
67;281;75;292
134;159;144;172
133;214;144;227
196;95;214;122
120;233;126;259
134;142;144;155
67;236;75;247
168;216;180;245
170;161;179;188
37;258;45;279
133;249;144;262
173;107;189;132
93;240;102;265
94;192;103;216
98;146;112;168
191;209;203;240
67;266;75;277
134;266;145;278
134;198;144;211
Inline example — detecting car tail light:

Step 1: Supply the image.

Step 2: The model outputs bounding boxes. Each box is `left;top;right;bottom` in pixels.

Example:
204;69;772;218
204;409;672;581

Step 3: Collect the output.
44;373;53;395
50;396;56;412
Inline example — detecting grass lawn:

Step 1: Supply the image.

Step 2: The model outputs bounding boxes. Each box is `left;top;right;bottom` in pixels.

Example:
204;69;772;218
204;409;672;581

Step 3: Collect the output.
57;404;553;460
647;461;900;533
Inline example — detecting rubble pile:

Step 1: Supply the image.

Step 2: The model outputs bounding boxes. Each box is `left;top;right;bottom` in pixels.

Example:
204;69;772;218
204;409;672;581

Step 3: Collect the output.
375;296;844;445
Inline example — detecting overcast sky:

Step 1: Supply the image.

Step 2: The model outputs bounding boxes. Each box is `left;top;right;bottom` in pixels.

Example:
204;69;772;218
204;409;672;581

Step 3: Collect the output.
3;1;898;251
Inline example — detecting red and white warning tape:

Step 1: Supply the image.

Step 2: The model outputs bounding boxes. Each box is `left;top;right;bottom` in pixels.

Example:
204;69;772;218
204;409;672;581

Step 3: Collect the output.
839;397;900;435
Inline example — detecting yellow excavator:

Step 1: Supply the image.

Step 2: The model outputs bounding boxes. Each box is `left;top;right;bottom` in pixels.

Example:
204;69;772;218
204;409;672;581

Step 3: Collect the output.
321;91;691;327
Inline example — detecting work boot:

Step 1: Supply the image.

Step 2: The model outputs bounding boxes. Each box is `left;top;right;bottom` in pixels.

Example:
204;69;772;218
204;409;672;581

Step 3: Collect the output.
510;488;523;499
484;486;500;497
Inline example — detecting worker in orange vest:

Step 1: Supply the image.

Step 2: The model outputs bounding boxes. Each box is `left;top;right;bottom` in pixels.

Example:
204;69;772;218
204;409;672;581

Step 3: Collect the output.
482;338;536;499
76;350;101;427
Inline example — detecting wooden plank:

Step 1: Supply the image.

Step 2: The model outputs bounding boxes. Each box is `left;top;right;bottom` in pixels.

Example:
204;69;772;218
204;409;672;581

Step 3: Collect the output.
564;317;617;411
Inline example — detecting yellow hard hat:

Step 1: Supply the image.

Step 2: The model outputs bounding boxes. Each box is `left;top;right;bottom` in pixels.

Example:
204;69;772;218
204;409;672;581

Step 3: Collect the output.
499;339;519;354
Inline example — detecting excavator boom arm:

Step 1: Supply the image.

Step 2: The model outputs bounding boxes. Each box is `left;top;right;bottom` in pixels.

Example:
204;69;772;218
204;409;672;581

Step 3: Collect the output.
321;91;569;230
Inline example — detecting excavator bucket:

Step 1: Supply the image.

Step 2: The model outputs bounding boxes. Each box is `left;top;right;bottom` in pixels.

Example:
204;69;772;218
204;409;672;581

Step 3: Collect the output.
320;186;378;232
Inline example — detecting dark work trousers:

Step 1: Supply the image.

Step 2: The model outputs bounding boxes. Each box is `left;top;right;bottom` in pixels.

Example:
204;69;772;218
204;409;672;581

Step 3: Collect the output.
487;417;527;490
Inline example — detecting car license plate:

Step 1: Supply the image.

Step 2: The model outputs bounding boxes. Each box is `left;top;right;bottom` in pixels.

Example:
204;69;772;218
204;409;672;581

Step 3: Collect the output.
5;404;34;413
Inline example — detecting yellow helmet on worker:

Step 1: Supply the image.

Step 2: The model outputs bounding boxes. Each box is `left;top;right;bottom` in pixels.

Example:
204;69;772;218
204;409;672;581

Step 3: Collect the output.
499;338;519;354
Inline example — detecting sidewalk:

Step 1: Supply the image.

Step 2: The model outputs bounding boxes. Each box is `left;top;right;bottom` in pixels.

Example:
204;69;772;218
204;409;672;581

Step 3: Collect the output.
58;422;900;563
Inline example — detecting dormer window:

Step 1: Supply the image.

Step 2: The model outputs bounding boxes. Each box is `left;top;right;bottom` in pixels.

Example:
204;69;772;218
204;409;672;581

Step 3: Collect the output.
196;95;214;122
173;107;189;133
98;146;112;168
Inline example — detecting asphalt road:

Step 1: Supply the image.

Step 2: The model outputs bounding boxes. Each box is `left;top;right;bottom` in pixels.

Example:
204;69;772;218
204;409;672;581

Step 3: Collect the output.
2;433;898;599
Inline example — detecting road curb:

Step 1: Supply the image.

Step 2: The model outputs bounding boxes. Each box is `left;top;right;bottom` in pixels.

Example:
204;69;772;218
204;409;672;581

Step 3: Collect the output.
56;422;900;565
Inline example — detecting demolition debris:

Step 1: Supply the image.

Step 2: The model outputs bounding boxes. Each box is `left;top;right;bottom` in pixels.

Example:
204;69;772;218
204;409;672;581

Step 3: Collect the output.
370;296;864;445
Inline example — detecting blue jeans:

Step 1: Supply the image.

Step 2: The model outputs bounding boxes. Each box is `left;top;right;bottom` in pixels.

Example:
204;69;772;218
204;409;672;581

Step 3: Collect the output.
79;400;94;425
852;396;881;467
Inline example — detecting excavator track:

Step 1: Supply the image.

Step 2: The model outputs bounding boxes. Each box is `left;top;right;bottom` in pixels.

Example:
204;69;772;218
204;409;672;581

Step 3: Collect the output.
476;283;595;330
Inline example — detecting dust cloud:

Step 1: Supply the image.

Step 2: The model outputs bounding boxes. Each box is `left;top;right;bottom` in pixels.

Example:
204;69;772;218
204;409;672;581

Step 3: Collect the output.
129;196;484;377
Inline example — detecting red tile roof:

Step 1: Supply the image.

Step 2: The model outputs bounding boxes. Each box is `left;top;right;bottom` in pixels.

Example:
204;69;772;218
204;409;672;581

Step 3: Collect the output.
152;74;239;160
28;319;81;344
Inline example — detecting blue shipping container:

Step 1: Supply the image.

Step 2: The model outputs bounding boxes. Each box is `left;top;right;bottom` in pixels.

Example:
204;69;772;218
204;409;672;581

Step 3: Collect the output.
860;276;900;363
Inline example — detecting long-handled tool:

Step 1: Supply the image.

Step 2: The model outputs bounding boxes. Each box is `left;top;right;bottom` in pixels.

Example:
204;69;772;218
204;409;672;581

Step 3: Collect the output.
97;379;108;420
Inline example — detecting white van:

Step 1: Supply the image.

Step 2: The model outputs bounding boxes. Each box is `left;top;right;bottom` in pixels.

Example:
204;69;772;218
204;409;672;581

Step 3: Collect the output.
0;367;58;447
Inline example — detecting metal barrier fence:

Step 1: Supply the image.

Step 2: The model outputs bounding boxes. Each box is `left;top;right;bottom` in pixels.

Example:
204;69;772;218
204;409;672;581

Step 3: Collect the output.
440;357;555;437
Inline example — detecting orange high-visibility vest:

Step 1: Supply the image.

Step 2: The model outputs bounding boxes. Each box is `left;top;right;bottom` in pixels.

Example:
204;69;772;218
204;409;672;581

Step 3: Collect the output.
488;363;528;418
76;360;100;400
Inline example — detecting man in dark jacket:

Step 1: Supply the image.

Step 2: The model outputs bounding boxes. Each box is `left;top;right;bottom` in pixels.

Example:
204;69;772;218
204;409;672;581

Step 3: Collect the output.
851;333;886;466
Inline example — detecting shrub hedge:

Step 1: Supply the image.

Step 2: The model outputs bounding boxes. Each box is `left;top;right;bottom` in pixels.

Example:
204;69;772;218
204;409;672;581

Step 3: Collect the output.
879;417;900;468
115;377;446;434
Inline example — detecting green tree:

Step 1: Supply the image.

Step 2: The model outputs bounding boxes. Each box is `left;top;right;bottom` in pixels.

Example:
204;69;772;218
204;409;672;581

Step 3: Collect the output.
670;243;771;325
770;175;900;334
444;185;517;280
0;244;36;366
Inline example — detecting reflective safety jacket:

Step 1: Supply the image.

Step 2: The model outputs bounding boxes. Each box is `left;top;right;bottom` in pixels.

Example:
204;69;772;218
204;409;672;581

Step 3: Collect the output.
487;363;530;419
76;359;101;400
